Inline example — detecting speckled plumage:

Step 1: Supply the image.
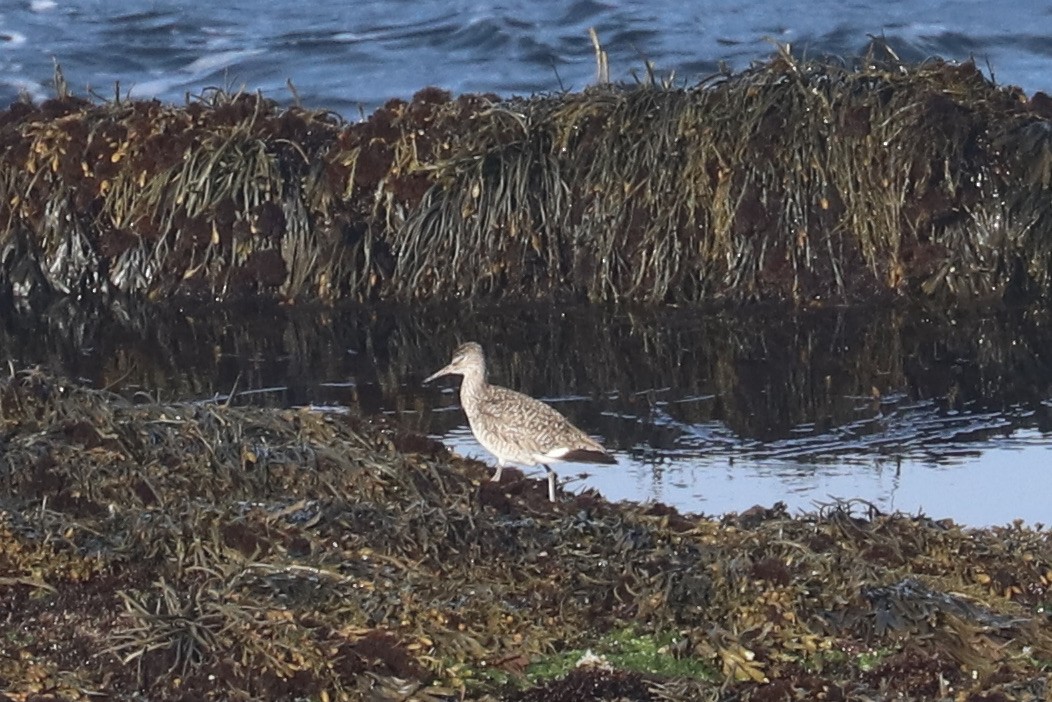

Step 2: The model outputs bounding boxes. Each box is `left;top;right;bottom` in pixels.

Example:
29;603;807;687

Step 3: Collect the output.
424;342;617;500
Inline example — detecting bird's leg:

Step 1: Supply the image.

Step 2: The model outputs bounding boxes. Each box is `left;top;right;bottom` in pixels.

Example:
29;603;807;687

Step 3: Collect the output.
491;462;504;483
544;464;556;502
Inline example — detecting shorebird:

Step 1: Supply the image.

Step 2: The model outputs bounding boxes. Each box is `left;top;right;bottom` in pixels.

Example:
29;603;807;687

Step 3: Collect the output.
424;342;617;501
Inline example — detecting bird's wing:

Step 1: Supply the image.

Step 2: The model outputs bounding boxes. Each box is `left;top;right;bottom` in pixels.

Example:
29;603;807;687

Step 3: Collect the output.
478;386;605;460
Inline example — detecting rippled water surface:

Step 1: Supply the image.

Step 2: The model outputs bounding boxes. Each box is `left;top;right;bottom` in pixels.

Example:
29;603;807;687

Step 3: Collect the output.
1;1;1051;112
3;301;1051;527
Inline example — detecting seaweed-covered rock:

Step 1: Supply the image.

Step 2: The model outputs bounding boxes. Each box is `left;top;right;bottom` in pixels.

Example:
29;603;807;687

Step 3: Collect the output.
2;47;1052;305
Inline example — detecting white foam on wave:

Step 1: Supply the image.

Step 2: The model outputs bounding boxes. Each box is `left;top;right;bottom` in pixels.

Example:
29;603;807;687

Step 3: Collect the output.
183;49;264;75
0;31;27;47
0;77;46;103
333;30;388;43
131;48;265;99
30;0;58;11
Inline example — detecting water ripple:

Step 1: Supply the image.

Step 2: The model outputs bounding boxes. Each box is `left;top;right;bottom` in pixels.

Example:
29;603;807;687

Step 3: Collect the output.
0;1;1047;112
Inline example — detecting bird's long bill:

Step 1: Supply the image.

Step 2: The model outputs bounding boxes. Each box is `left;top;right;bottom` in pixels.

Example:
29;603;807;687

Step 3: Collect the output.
423;363;454;384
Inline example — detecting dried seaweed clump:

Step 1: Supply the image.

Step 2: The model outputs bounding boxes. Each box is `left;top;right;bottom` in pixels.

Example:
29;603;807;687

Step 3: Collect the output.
1;369;1051;700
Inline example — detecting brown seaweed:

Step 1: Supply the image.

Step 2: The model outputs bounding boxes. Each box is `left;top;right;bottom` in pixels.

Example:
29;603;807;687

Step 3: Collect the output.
1;46;1052;305
1;368;1051;700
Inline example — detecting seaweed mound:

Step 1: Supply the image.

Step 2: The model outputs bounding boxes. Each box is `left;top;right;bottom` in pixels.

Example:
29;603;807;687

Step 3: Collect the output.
1;369;1051;700
2;48;1052;305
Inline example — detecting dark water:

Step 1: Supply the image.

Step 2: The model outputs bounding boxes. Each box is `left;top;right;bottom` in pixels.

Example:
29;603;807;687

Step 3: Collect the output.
1;1;1051;114
3;300;1051;526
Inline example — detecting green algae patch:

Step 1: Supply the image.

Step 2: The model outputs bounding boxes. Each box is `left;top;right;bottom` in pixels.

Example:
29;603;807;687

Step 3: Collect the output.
521;627;716;682
2;368;1052;700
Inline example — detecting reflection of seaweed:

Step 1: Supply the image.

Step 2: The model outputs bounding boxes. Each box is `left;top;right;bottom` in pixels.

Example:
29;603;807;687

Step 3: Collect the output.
3;299;1051;448
3;46;1052;304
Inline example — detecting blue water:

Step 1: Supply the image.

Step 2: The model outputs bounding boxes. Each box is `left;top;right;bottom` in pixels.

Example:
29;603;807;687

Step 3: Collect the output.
2;1;1050;114
439;424;1052;528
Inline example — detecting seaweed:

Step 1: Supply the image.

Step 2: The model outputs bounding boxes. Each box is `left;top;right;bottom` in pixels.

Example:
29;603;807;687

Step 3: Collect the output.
2;46;1052;305
1;368;1051;699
